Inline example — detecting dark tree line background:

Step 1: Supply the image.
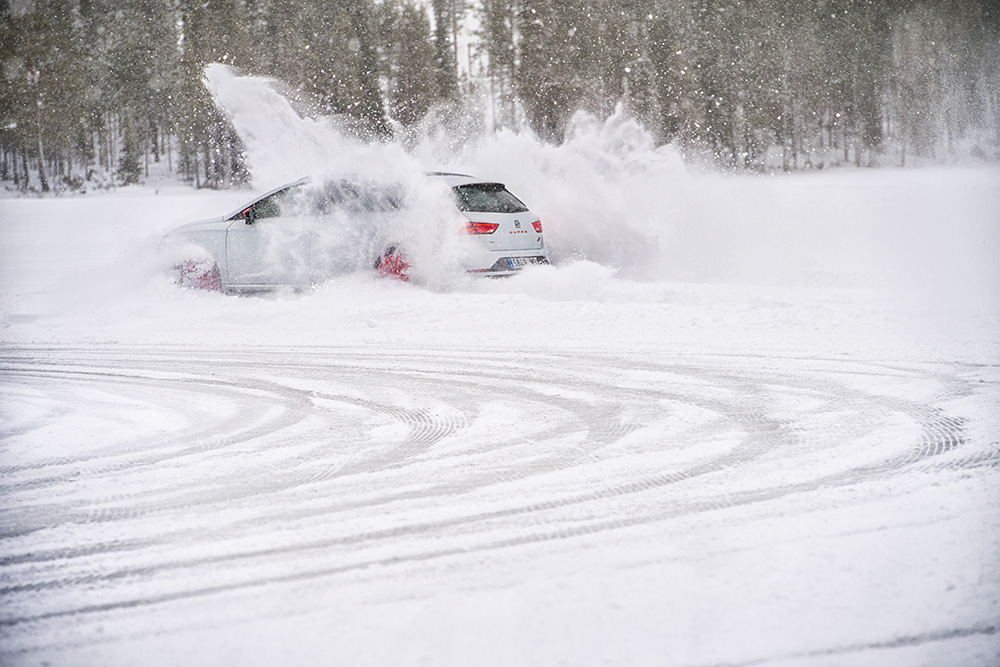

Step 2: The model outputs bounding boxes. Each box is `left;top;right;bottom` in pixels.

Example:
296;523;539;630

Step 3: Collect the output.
1;0;998;192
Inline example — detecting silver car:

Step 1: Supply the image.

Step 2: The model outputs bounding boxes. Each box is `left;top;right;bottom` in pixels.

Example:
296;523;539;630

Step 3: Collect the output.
165;173;549;291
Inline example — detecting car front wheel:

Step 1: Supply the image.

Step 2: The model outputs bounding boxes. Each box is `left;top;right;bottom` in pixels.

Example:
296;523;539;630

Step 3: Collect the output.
175;257;222;291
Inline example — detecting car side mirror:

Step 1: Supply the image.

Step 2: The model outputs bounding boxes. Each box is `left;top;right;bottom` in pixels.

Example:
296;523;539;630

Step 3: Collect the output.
243;207;256;225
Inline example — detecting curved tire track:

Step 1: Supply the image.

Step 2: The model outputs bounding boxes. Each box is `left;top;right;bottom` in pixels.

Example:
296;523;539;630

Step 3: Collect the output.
0;344;992;640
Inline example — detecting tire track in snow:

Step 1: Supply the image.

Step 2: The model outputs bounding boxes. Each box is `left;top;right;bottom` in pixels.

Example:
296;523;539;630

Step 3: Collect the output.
0;368;469;535
0;344;984;634
0;348;968;544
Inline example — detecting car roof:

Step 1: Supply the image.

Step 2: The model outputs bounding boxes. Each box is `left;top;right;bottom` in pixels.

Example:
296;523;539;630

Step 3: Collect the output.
426;172;499;188
230;173;506;219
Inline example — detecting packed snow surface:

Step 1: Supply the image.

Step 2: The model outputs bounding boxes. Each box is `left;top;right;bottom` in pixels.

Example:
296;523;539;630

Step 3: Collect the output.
1;69;999;666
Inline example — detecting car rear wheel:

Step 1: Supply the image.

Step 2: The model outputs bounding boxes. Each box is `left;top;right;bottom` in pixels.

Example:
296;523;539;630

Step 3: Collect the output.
375;245;410;282
175;258;222;291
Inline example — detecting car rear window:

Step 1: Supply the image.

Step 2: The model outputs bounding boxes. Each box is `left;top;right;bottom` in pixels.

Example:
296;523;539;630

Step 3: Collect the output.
453;183;529;214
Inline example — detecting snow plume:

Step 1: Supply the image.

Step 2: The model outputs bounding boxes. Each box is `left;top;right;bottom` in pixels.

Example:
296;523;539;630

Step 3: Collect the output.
202;64;472;289
200;65;999;300
204;63;692;282
405;104;686;280
203;64;419;189
409;104;832;286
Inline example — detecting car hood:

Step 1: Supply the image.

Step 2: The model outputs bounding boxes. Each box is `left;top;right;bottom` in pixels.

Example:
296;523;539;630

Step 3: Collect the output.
165;215;231;236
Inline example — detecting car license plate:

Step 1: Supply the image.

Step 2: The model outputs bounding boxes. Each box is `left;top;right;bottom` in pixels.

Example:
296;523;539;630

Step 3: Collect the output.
508;257;539;269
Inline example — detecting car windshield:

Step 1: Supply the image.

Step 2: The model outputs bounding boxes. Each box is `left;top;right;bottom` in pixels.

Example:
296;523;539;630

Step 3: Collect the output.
453;183;529;214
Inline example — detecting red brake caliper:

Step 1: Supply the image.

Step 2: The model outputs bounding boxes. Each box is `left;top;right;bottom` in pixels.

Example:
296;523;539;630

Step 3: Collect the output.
377;253;410;282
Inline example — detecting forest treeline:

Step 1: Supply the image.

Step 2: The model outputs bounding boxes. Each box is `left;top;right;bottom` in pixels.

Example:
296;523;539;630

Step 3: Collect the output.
1;0;998;192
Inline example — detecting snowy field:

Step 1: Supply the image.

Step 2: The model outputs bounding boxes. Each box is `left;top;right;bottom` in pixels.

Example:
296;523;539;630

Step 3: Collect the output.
2;73;1000;666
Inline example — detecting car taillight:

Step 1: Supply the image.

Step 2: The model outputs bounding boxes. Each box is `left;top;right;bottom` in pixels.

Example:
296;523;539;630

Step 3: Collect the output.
532;220;543;233
463;221;499;234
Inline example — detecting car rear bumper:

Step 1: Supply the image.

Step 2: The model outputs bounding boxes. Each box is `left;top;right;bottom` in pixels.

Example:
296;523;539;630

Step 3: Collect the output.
467;255;550;276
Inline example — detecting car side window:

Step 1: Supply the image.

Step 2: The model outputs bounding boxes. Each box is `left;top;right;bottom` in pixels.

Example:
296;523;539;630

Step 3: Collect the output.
234;186;302;221
313;181;405;214
253;191;288;219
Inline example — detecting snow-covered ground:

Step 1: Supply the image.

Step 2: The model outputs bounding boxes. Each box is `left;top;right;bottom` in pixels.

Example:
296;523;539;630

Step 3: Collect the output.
2;71;999;666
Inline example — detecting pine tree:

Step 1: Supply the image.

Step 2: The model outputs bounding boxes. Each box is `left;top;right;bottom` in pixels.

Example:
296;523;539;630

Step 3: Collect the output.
176;0;252;187
101;0;181;179
476;0;517;129
4;0;999;186
258;0;389;140
430;0;460;100
0;0;89;191
384;1;438;128
515;0;580;141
